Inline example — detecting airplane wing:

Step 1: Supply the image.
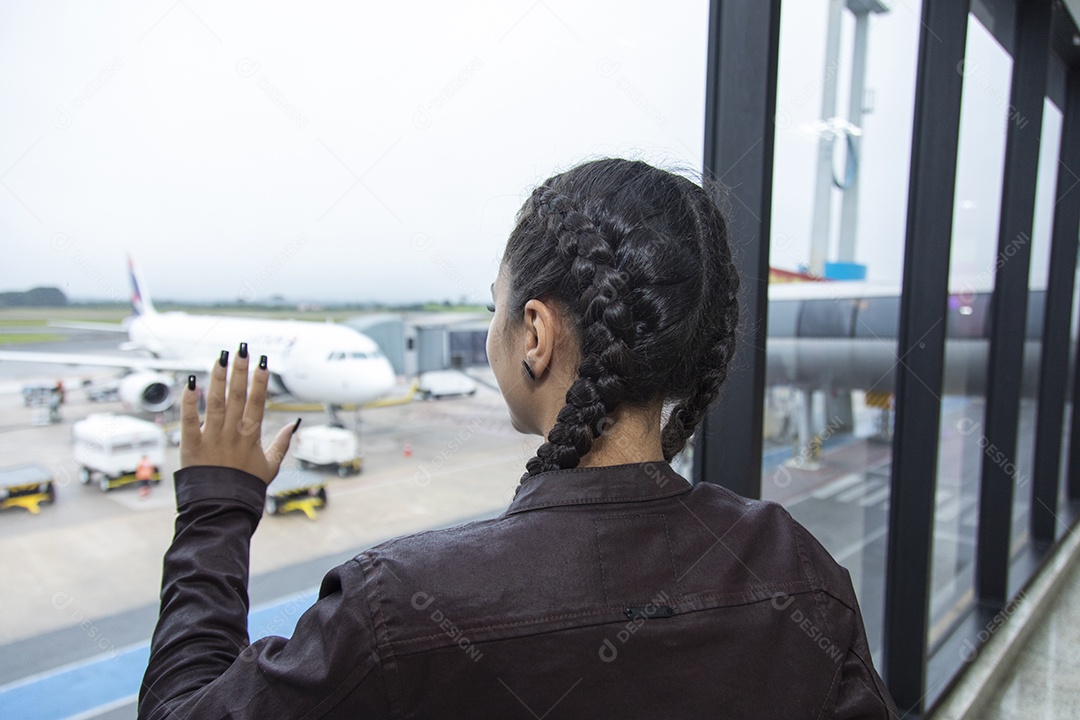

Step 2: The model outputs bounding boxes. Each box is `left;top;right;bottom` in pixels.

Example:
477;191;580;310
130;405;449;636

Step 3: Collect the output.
0;350;207;373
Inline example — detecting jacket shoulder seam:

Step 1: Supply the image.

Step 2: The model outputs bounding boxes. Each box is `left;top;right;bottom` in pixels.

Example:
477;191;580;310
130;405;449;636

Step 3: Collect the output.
359;554;405;718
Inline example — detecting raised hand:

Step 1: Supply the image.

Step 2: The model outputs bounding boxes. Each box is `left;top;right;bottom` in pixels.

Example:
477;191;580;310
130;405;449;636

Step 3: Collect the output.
180;343;297;485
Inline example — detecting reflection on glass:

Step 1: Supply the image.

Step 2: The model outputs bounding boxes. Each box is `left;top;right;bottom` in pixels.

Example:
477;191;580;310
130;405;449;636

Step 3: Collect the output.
929;15;1012;649
1010;99;1063;565
1057;269;1080;536
764;0;921;658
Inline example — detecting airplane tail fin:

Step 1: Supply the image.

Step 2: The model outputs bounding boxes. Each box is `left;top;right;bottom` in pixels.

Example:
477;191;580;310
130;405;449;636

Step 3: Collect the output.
127;255;157;316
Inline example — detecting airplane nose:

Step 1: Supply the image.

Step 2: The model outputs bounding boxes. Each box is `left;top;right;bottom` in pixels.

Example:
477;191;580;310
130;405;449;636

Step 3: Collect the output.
337;359;396;402
368;361;395;397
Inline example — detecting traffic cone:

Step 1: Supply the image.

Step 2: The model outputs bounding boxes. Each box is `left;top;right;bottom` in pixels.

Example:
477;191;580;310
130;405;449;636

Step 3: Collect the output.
403;441;412;458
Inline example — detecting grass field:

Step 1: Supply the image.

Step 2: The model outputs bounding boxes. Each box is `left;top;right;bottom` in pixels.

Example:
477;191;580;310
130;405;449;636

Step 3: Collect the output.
0;318;50;327
0;333;66;345
0;304;490;328
0;308;129;324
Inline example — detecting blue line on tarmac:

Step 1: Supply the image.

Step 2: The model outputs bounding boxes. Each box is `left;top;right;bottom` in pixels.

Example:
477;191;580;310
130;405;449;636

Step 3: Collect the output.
760;432;859;471
0;588;318;720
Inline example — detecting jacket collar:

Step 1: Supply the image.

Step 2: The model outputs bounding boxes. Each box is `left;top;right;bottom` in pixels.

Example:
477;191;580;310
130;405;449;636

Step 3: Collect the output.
506;461;692;516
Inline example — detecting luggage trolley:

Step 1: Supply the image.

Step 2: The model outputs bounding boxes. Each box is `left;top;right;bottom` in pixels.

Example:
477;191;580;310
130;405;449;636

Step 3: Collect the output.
72;414;165;492
292;426;363;477
264;468;328;520
0;463;56;514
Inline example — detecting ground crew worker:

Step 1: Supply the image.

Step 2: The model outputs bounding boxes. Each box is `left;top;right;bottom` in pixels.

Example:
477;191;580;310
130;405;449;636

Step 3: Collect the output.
136;455;154;499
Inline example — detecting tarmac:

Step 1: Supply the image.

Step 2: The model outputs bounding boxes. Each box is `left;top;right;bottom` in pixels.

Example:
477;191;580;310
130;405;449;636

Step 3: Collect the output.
0;340;537;718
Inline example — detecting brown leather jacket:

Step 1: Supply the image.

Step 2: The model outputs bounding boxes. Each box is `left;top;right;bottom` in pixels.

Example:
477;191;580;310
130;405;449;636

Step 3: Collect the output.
140;462;898;719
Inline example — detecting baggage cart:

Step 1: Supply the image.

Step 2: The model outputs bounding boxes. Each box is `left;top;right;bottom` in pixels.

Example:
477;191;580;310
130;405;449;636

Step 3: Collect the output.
265;468;327;520
292;426;363;477
72;414;165;492
0;463;56;514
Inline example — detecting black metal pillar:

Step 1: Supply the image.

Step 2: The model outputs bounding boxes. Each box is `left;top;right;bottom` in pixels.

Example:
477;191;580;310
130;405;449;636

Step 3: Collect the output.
882;0;969;713
695;0;781;499
975;0;1051;607
1032;68;1080;542
1065;70;1080;504
1073;332;1080;497
1072;306;1080;499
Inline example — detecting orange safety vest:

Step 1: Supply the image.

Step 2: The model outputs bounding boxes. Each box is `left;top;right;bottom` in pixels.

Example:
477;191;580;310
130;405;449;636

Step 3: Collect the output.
136;460;155;481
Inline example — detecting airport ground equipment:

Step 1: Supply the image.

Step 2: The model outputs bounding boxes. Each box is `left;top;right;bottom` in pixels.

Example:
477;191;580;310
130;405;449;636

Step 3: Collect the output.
72;414;165;492
21;382;54;407
0;463;56;514
265;469;328;520
292;425;363;477
417;370;477;400
81;377;120;403
23;383;62;425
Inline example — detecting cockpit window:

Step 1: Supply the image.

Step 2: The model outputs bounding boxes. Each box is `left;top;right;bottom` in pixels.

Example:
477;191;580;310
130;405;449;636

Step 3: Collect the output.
327;350;383;361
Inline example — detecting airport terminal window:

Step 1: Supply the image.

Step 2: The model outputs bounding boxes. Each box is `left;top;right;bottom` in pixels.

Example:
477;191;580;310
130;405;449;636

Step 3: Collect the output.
797;299;857;338
0;4;718;715
766;300;800;337
947;291;992;340
929;14;1012;651
852;296;900;340
1010;98;1063;567
764;0;922;657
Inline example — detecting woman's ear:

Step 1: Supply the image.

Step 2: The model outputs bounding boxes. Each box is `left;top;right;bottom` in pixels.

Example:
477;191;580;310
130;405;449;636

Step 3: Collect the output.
522;298;558;381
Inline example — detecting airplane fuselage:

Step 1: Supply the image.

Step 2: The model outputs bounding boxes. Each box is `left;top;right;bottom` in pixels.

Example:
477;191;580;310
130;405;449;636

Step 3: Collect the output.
128;312;396;405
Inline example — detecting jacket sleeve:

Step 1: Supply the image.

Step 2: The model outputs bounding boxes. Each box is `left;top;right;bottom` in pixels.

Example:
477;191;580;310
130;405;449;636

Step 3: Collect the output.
832;591;900;719
138;466;390;720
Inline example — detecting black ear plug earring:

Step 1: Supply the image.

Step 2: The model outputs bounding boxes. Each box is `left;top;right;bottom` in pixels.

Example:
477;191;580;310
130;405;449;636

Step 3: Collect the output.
521;359;536;381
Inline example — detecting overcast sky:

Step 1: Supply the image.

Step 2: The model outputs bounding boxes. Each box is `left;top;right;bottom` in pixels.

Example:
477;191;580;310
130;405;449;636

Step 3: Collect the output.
0;1;1062;304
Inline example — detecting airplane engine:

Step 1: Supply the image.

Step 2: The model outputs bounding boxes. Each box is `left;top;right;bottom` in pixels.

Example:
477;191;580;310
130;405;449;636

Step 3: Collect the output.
119;371;175;413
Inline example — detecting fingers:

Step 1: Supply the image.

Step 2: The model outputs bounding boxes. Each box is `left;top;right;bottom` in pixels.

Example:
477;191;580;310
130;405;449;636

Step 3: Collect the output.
179;374;201;465
265;418;300;479
224;343;250;433
189;347;292;484
204;350;229;431
242;355;270;439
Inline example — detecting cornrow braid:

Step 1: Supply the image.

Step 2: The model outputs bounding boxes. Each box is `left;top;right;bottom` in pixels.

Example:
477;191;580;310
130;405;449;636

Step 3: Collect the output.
502;159;738;488
659;188;741;461
524;189;635;478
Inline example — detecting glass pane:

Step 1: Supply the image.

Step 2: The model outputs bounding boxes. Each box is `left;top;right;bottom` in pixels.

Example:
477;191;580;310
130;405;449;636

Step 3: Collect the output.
930;15;1012;649
1010;98;1062;563
0;3;713;715
764;0;922;659
1061;260;1080;534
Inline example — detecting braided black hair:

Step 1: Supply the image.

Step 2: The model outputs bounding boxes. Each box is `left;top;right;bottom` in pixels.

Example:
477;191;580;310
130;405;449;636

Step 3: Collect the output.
502;159;739;482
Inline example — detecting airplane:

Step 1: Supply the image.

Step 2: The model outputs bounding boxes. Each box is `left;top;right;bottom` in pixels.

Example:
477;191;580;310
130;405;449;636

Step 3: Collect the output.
0;258;397;419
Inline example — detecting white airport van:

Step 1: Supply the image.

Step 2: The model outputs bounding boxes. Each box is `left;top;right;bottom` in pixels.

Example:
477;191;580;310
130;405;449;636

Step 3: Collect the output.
72;414;166;492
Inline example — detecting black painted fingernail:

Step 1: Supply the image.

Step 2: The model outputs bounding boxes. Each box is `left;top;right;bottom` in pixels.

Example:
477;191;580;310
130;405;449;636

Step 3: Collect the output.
259;355;268;370
239;342;248;359
187;375;196;391
293;418;302;433
219;350;229;367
